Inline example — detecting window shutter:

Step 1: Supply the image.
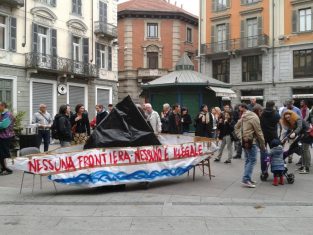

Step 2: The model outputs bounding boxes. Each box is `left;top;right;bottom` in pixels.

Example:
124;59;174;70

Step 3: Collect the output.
68;86;85;109
32;23;38;53
78;0;82;15
51;0;56;7
32;82;53;116
83;37;89;63
71;35;74;60
96;43;101;67
211;25;215;52
257;16;263;44
51;29;57;56
240;20;245;48
72;0;76;13
225;23;230;50
97;88;110;108
292;10;298;33
108;46;112;71
99;1;108;22
9;17;17;52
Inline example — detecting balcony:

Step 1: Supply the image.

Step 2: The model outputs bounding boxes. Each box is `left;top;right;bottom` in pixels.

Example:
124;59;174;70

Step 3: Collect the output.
1;0;24;7
138;68;168;78
25;53;99;78
94;22;118;39
201;34;269;56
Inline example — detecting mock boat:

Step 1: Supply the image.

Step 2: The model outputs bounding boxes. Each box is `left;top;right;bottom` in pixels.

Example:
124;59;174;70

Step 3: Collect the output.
10;96;215;188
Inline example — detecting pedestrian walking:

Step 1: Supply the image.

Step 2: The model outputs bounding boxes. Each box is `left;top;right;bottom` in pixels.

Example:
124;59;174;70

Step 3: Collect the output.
32;104;53;152
181;107;192;134
145;103;162;134
235;103;265;188
70;104;90;145
214;111;234;164
168;104;182;134
0;102;14;175
55;105;72;147
195;104;212;137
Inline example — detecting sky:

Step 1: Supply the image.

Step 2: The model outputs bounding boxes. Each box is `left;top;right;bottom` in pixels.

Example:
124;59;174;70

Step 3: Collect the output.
117;0;199;16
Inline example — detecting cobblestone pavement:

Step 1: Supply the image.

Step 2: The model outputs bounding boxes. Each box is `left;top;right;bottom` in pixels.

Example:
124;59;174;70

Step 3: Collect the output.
1;144;313;234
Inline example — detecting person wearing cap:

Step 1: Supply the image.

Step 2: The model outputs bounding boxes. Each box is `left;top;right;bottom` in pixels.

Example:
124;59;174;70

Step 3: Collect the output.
235;103;265;188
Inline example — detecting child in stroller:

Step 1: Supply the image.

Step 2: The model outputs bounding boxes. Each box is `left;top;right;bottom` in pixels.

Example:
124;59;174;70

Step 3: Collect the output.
260;138;295;184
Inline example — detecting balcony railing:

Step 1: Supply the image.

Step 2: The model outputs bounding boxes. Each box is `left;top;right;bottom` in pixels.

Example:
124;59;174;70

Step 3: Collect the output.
201;34;269;55
1;0;24;7
94;22;118;39
26;53;99;78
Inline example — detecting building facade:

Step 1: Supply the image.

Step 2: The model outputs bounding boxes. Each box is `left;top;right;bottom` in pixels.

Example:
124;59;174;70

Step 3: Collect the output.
118;0;198;103
200;0;313;107
0;0;118;123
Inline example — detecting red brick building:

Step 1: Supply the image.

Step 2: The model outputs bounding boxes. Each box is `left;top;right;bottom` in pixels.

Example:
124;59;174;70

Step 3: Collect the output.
118;0;198;103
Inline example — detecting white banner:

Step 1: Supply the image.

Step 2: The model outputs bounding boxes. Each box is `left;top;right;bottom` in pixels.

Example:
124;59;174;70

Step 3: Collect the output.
11;141;212;187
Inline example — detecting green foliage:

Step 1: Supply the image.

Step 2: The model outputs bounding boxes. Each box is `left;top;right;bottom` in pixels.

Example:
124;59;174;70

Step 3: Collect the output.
13;111;26;136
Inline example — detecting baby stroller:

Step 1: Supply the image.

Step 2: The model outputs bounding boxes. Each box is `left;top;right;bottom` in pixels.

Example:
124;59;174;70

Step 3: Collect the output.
260;134;296;184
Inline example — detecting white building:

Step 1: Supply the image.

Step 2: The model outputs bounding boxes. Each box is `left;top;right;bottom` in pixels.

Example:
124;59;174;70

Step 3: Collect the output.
0;0;118;122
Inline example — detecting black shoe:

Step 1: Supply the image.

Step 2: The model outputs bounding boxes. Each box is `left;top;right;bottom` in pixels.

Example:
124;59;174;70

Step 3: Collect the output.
233;155;241;159
288;158;293;164
297;166;304;171
224;160;231;164
214;158;220;162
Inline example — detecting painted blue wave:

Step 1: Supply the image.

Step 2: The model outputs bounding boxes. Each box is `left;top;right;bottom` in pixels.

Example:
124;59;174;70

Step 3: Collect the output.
48;165;194;185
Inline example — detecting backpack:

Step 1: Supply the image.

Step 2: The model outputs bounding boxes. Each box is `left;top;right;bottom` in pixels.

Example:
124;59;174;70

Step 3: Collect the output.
51;115;61;139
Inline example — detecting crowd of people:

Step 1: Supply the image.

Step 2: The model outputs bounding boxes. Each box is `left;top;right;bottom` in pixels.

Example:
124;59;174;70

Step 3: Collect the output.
0;98;312;187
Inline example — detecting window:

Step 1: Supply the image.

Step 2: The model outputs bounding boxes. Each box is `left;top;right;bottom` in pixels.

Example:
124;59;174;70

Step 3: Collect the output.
0;16;6;50
299;8;312;32
38;0;56;6
0;79;12;108
147;23;158;38
73;36;81;62
147;52;158;69
186;27;192;43
213;59;230;83
246;18;258;47
38;26;48;56
293;49;313;78
242;0;260;5
96;43;112;71
99;1;108;22
216;24;227;51
213;0;229;12
242;55;262;82
100;46;106;69
72;0;82;15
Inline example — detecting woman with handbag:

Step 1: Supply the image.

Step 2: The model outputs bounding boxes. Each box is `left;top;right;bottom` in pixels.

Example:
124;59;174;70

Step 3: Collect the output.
70;104;90;145
214;111;234;164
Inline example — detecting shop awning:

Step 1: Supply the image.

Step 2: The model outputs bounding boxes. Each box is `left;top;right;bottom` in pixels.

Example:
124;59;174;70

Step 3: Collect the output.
208;87;237;98
292;94;313;99
241;96;264;100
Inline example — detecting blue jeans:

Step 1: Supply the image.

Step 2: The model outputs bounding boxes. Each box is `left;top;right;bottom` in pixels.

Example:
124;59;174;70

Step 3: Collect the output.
243;144;258;183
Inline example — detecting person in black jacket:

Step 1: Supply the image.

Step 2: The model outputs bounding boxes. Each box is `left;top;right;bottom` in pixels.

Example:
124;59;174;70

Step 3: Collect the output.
95;104;108;126
57;105;72;147
195;104;212;137
214;111;234;163
168;104;182;134
181;107;192;134
70;104;90;145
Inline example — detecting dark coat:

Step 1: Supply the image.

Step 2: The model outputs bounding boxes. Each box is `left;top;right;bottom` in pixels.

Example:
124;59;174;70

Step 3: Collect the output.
70;112;91;135
260;108;280;143
217;119;234;139
161;112;170;133
57;114;72;141
194;112;213;137
168;112;182;134
270;146;285;172
96;111;108;125
181;114;192;133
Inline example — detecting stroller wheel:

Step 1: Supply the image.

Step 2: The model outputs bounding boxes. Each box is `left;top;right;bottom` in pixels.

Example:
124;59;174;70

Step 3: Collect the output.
286;173;295;184
260;172;269;181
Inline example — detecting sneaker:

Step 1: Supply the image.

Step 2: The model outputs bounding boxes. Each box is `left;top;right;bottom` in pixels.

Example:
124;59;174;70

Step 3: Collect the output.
250;179;257;184
299;169;309;174
224;160;231;164
241;181;256;188
214;158;220;162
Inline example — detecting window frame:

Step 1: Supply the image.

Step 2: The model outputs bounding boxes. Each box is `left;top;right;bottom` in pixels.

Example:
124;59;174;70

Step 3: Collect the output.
147;52;159;69
293;49;313;78
72;0;82;16
73;36;81;62
212;59;230;83
186;27;192;43
299;8;312;32
242;55;262;82
147;23;159;39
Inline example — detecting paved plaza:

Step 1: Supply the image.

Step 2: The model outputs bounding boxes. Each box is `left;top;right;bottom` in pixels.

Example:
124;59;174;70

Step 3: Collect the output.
1;146;313;234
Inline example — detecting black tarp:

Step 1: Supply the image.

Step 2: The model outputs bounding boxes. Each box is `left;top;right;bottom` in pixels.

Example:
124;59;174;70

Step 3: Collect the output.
84;96;161;149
